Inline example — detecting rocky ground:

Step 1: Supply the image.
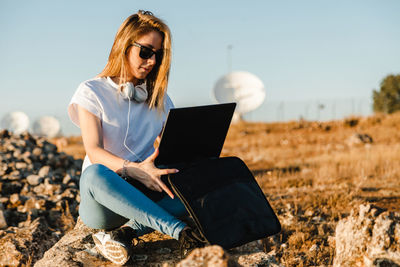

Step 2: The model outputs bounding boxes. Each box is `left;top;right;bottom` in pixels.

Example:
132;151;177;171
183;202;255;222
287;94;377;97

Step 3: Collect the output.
0;130;81;266
1;113;400;266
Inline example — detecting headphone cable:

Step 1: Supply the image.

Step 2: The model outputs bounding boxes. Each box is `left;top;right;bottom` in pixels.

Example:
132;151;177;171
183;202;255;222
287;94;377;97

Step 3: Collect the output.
123;94;143;162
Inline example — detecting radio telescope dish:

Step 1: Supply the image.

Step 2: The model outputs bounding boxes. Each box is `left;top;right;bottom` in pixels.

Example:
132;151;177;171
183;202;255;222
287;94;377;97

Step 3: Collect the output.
1;111;30;134
32;116;61;138
213;71;266;118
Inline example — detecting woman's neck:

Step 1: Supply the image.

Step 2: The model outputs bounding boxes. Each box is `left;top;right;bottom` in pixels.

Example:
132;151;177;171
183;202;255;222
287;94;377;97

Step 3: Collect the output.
111;76;139;86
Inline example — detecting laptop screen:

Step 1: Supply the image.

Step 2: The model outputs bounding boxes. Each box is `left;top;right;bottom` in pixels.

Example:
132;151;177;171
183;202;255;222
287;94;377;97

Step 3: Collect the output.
155;103;236;168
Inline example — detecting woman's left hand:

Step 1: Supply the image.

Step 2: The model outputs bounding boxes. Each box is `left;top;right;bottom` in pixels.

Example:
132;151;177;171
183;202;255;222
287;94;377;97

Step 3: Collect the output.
126;148;178;199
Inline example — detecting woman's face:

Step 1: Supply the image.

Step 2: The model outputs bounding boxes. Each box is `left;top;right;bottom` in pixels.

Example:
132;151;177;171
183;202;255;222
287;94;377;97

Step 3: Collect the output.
126;31;163;84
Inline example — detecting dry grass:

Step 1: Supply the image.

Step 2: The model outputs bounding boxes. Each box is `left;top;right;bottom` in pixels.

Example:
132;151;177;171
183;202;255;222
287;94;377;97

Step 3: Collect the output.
220;112;400;266
57;112;400;266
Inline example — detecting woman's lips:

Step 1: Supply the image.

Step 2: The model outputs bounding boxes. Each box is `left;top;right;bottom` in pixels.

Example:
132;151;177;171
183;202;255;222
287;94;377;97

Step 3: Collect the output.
141;67;151;72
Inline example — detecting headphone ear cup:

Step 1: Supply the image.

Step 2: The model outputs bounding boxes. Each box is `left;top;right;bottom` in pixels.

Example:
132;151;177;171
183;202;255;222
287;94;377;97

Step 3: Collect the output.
121;82;148;102
133;84;148;102
121;83;134;99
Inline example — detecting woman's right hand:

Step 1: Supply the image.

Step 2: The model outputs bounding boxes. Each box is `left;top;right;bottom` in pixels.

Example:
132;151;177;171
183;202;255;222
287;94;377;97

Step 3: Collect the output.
126;148;178;199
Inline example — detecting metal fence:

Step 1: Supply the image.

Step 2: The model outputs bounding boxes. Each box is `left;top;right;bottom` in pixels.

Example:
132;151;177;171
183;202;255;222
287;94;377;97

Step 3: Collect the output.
244;97;373;122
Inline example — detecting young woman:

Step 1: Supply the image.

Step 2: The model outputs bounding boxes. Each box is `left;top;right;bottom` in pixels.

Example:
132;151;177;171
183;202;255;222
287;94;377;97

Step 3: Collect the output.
68;10;203;265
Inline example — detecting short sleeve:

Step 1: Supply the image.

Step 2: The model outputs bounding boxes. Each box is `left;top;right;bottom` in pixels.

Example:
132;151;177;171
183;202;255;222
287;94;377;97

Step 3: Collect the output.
165;94;175;111
68;82;103;128
161;94;174;126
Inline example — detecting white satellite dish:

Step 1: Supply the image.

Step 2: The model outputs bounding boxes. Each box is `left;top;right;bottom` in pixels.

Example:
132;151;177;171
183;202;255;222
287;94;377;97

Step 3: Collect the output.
213;71;266;119
1;111;30;134
32;116;61;138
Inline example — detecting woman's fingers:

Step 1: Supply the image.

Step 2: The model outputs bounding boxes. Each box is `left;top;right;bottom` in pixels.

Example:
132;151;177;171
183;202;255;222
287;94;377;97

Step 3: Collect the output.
154;177;174;199
158;168;179;176
155;168;178;198
150;184;162;192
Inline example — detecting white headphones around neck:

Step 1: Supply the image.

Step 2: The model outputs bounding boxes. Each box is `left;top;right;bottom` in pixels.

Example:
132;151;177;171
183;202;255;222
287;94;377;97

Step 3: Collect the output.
116;80;148;162
120;82;148;103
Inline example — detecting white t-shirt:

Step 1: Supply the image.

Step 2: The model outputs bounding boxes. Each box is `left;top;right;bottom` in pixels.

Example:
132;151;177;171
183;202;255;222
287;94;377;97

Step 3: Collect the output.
68;77;174;172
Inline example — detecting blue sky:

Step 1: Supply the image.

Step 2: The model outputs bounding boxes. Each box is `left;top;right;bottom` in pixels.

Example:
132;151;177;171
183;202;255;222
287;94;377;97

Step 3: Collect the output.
1;0;399;135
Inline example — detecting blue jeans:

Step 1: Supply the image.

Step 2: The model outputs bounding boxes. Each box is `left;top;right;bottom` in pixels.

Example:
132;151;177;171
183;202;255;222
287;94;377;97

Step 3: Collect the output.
79;164;187;240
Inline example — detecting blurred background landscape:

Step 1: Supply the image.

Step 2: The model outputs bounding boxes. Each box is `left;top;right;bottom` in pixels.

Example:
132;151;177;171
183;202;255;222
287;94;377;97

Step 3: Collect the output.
1;1;399;135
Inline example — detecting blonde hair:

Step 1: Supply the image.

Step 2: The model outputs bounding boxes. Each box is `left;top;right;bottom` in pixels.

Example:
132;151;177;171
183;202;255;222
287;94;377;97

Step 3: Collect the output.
98;10;172;111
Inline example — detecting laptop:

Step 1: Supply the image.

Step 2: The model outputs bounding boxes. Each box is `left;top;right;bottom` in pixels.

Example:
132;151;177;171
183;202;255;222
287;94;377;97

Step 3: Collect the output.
155;102;236;169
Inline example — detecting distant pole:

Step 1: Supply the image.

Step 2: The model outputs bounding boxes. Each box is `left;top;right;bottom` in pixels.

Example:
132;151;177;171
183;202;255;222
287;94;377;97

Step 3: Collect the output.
227;45;233;73
317;102;325;121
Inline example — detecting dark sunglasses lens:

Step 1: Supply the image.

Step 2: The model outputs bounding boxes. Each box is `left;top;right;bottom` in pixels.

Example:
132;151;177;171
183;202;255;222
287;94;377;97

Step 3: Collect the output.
139;47;154;59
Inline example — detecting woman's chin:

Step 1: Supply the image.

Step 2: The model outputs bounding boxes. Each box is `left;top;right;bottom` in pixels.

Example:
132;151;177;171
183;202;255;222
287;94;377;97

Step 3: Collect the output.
135;72;149;80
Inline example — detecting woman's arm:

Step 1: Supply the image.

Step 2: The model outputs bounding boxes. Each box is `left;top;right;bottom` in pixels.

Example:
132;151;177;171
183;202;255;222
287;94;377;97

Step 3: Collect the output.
78;105;126;172
77;105;176;198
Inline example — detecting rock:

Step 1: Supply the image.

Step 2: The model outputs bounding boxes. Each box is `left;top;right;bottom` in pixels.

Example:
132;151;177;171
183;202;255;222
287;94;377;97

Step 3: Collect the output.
237;251;284;267
27;174;42;186
36;223;243;267
42;142;58;153
0;218;58;266
62;174;72;184
8;170;22;180
38;166;51;177
0;239;20;266
345;118;359;127
34;218;98;267
0;209;7;229
32;147;42;156
0;131;82;265
333;204;400;266
9;193;20;205
176;245;237;267
15;162;28;169
346;133;373;146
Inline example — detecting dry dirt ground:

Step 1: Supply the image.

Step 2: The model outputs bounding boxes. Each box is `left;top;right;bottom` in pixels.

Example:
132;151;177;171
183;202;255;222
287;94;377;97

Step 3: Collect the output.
54;112;400;266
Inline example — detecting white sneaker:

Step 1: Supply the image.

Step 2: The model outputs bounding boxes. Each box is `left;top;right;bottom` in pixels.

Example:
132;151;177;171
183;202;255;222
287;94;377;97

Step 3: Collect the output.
92;227;137;265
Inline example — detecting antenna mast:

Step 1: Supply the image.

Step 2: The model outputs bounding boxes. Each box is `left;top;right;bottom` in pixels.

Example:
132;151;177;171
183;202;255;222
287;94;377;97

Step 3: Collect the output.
227;45;233;73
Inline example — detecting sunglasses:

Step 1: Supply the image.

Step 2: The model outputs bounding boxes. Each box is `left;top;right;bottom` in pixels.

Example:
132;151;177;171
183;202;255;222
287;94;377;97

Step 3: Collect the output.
132;42;163;62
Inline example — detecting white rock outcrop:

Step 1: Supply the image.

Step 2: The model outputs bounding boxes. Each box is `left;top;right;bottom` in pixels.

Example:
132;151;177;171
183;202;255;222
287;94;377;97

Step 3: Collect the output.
333;204;400;266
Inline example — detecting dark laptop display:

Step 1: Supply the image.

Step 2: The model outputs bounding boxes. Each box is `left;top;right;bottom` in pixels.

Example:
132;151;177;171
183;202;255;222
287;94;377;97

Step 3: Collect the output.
155;103;236;169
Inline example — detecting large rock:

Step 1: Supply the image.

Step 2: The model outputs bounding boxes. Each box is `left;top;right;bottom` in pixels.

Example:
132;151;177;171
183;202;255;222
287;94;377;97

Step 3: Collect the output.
237;251;283;267
0;217;58;266
177;245;236;267
333;204;400;266
176;245;282;267
34;218;98;267
35;218;281;267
